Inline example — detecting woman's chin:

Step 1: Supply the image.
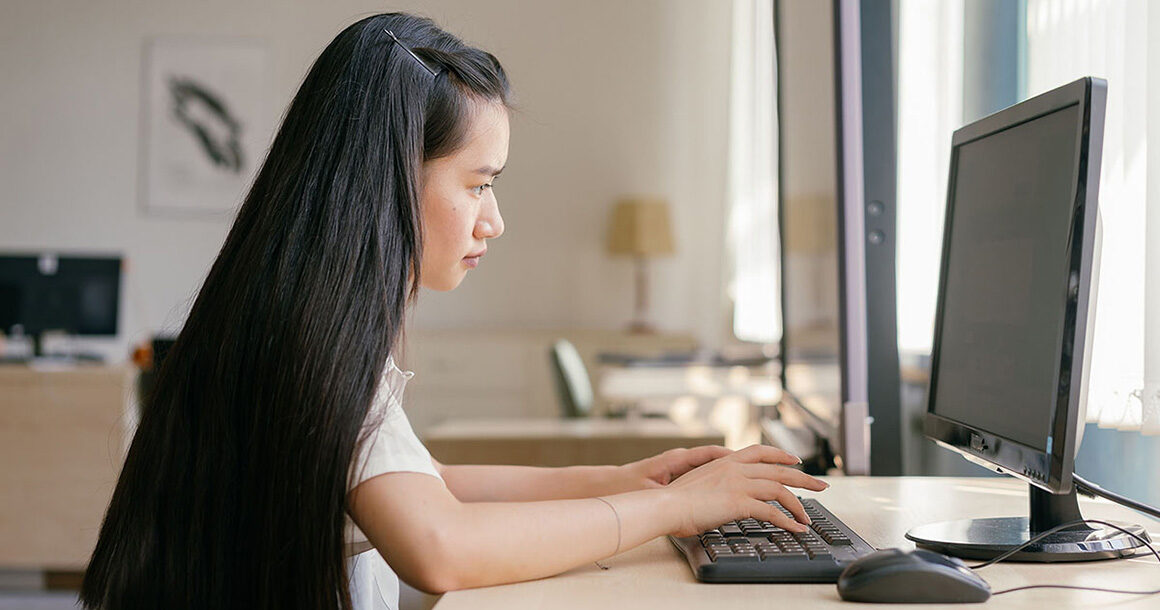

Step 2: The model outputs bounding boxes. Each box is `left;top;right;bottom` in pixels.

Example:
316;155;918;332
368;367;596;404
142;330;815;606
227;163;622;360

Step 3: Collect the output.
421;273;465;292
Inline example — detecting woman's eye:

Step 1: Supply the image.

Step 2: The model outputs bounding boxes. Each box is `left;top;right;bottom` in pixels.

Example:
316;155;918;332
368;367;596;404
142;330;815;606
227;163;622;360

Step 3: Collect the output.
472;184;493;196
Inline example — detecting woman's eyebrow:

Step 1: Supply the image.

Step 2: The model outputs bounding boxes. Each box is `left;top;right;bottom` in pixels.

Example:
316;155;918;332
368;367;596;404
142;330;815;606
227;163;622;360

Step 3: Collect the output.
473;165;504;177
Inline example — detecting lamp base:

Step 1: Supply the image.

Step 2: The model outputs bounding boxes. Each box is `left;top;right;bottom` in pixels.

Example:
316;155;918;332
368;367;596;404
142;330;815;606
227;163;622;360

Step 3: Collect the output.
627;256;657;335
627;320;657;334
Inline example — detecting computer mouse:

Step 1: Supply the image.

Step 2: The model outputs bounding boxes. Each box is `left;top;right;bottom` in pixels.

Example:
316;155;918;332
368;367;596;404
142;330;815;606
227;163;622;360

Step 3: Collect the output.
837;548;991;604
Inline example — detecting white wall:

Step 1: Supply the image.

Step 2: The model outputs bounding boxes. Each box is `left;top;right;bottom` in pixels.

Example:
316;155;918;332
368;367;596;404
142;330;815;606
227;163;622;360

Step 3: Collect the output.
0;0;734;361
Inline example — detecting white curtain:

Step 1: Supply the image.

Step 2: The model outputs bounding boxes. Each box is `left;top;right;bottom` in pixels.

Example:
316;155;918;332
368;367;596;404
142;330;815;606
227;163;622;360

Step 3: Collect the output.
1027;0;1159;434
895;0;964;355
727;0;781;344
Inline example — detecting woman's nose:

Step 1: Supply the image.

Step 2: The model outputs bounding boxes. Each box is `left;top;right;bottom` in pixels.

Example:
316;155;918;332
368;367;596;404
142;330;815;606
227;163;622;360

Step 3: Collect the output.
476;197;504;239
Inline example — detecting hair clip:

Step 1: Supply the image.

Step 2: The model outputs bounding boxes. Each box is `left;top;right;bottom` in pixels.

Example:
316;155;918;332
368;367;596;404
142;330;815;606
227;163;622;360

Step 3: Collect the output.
385;30;439;77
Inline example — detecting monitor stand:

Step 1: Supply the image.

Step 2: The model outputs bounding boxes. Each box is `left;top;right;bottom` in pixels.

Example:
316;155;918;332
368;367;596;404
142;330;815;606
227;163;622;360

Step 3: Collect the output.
905;483;1151;561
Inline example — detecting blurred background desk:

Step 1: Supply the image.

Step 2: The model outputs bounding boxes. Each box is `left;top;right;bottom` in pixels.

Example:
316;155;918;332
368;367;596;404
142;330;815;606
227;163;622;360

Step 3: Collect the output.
401;329;699;433
596;354;779;449
423;417;724;467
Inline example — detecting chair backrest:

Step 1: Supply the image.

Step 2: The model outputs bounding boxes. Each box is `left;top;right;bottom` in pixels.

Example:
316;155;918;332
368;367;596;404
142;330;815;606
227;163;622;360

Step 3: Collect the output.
549;339;594;418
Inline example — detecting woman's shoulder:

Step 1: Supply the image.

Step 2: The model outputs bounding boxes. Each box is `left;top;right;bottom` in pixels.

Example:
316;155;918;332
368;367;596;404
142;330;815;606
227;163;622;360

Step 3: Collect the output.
366;355;415;419
384;355;415;383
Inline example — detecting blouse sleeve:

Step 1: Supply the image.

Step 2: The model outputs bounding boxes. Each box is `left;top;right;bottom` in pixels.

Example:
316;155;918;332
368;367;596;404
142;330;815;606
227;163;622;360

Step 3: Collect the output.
348;357;442;491
345;357;442;554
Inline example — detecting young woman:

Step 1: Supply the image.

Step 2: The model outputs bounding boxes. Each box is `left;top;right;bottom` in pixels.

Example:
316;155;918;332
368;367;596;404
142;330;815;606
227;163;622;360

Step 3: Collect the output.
81;12;827;610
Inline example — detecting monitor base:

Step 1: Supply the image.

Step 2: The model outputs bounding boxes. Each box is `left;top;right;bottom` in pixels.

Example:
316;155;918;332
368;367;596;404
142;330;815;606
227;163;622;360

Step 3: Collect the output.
905;483;1151;561
906;516;1148;561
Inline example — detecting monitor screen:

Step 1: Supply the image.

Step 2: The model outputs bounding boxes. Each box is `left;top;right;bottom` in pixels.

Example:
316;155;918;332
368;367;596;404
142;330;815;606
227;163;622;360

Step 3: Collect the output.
931;104;1081;454
0;254;122;338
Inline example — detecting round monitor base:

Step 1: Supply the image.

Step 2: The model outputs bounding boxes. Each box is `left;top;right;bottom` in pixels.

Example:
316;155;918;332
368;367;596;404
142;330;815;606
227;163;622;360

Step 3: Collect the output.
905;517;1150;562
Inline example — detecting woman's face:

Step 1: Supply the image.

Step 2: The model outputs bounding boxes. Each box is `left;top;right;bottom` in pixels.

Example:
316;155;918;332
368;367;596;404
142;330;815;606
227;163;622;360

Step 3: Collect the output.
418;102;509;291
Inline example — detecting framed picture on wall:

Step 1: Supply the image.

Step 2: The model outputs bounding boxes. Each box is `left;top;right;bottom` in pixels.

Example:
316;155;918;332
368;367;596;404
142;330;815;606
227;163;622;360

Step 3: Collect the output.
140;37;267;216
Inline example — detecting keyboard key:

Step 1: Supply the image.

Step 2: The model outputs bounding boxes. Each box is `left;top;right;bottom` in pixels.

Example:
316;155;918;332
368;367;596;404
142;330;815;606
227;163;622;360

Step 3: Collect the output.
712;552;758;563
763;548;807;560
719;523;745;537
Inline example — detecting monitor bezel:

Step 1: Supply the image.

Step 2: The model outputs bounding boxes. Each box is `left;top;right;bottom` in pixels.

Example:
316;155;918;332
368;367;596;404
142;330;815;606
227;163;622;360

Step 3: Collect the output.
922;77;1107;494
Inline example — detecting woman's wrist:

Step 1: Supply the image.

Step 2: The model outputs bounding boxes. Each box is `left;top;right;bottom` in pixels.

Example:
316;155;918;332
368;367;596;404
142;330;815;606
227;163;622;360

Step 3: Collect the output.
648;486;684;537
595;487;683;550
610;462;654;493
587;464;636;496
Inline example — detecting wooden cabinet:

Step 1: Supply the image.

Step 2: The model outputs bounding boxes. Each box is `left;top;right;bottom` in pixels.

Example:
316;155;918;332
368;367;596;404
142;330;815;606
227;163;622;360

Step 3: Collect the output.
0;365;134;570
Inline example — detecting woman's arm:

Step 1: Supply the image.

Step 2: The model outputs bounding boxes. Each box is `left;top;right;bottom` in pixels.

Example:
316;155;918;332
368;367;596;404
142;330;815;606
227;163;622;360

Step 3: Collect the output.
350;445;827;594
432;445;735;502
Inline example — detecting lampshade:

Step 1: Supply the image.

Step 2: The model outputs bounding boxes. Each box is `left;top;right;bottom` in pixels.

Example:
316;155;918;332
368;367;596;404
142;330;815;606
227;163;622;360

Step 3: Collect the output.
606;197;676;257
783;195;838;255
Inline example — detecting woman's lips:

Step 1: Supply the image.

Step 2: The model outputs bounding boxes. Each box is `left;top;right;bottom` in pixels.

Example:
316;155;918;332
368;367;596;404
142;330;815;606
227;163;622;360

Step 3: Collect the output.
463;248;486;268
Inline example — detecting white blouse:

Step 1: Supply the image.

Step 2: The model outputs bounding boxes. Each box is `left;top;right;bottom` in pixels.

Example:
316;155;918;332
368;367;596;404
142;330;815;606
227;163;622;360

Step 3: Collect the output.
345;356;443;610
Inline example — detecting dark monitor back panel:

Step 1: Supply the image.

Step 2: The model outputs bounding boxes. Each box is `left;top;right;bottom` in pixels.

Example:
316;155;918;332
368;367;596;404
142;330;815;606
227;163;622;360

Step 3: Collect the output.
0;255;122;336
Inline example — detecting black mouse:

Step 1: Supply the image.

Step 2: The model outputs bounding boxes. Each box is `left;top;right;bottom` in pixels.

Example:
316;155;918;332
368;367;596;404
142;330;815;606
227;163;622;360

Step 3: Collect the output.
837;548;991;604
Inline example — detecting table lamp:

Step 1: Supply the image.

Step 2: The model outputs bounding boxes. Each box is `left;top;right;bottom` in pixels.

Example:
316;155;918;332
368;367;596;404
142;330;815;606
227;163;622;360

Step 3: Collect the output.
607;197;676;333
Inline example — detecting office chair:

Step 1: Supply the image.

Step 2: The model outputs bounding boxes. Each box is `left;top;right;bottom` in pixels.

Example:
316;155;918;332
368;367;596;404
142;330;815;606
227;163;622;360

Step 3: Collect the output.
549;339;595;418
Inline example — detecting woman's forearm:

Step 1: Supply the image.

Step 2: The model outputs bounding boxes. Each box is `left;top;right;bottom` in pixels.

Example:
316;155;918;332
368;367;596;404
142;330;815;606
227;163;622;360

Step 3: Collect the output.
444;488;674;589
440;463;643;502
350;472;674;593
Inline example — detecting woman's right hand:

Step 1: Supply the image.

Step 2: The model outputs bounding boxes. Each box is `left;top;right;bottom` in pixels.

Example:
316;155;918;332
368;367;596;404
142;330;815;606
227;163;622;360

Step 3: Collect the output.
660;444;829;537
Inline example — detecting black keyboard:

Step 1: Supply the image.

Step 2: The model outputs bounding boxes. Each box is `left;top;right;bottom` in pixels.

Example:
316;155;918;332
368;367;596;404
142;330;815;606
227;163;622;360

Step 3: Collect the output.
669;497;876;583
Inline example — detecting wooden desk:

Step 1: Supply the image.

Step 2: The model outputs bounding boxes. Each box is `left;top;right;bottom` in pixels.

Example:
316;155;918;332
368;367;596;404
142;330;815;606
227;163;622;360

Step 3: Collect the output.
433;477;1160;609
423;417;725;467
0;364;134;570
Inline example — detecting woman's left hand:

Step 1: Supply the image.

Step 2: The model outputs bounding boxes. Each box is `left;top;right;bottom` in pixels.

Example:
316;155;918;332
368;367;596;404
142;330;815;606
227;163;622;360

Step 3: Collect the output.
619;445;739;489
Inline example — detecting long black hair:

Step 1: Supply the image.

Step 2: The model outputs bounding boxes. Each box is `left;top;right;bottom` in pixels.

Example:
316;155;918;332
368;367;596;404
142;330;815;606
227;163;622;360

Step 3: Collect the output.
81;13;509;609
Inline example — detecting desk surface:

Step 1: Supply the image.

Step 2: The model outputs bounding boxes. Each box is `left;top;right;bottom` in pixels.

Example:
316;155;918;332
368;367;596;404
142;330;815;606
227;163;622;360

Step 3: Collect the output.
433;476;1160;609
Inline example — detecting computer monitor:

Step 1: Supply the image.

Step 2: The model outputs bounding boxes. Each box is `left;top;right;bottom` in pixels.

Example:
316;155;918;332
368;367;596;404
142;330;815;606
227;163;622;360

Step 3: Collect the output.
904;77;1149;561
0;253;122;357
